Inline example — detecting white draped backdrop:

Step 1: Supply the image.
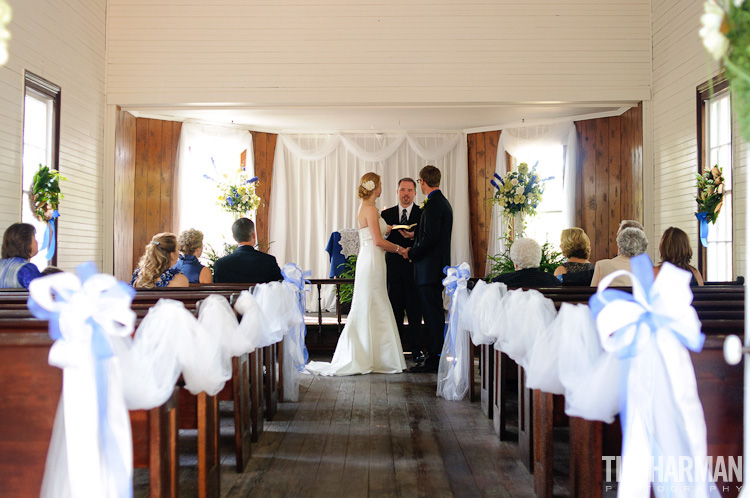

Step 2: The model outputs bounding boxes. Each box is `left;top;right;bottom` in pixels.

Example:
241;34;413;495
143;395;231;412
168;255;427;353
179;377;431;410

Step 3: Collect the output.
175;124;255;254
268;133;473;303
487;122;577;266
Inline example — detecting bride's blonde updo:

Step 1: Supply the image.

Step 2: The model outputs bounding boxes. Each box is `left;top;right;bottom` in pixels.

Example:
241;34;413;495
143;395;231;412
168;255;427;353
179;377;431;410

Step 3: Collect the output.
357;172;381;199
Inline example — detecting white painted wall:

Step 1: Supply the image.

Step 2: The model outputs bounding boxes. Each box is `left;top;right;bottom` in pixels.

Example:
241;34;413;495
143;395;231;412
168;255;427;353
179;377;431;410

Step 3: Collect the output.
651;0;745;279
0;0;107;271
105;0;651;107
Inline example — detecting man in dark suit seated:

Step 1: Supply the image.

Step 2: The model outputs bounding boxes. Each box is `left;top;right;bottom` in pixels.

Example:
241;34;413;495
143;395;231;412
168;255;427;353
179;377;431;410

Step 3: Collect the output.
214;218;282;283
493;237;561;288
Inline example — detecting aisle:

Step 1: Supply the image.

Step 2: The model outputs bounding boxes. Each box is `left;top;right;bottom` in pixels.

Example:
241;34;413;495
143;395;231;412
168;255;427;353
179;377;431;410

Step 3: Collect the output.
224;372;537;498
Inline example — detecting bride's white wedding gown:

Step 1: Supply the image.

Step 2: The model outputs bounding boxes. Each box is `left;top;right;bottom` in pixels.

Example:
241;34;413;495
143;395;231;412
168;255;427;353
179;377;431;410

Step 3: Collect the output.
307;218;406;376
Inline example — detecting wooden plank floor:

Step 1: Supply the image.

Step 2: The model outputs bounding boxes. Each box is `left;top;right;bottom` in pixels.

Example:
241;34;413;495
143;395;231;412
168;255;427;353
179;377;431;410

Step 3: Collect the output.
222;372;537;498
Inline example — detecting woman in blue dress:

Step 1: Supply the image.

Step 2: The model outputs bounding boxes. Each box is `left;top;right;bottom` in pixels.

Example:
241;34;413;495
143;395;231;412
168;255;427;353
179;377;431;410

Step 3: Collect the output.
131;232;189;288
171;228;212;284
0;223;42;289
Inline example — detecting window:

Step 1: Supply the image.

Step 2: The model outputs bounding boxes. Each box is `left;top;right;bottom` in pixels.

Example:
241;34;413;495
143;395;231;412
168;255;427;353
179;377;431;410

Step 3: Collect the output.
515;146;565;248
22;72;61;268
697;78;732;281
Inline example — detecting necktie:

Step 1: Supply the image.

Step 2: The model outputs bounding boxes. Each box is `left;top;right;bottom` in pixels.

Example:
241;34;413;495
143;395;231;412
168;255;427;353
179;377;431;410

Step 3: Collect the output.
400;208;407;225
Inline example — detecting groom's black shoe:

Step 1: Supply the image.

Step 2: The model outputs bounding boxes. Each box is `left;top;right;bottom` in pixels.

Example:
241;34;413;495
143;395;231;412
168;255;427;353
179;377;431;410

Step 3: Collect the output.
411;350;426;365
409;355;439;373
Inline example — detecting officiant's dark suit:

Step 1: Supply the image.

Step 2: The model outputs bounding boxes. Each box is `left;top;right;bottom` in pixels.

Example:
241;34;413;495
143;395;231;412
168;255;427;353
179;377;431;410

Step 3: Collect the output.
214;218;282;283
407;166;452;372
382;185;423;356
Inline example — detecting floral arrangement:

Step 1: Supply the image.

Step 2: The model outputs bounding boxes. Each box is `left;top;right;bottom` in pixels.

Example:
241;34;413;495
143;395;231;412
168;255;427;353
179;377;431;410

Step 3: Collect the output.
700;0;750;140
213;169;261;215
30;164;65;221
695;165;725;224
489;162;550;216
336;255;357;305
203;242;238;274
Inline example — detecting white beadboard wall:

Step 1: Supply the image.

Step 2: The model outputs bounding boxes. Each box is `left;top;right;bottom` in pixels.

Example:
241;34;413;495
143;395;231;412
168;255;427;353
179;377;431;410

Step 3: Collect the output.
0;0;107;271
105;0;651;106
651;0;746;279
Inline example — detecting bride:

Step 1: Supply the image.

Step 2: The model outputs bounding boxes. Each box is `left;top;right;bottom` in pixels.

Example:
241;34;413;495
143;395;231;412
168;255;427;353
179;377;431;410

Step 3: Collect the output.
307;172;407;376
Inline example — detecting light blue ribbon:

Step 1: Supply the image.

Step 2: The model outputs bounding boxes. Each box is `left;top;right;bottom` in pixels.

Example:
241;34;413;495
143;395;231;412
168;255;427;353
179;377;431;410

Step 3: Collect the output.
28;262;135;498
589;254;705;358
39;210;60;261
442;264;471;365
281;263;311;371
696;211;709;248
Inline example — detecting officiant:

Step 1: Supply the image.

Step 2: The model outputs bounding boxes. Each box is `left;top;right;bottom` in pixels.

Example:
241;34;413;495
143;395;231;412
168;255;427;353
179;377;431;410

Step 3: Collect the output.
382;178;424;362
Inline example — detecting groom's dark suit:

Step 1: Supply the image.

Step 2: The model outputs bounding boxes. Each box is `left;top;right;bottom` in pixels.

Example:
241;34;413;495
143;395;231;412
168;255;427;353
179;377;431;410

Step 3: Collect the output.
381;204;422;352
409;190;452;363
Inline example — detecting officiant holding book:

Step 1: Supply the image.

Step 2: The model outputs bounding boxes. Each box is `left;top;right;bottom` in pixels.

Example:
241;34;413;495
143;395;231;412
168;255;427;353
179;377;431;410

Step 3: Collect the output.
382;178;424;362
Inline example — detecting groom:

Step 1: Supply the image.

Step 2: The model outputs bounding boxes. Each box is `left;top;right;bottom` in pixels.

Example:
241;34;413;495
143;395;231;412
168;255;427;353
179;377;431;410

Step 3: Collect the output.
404;165;452;373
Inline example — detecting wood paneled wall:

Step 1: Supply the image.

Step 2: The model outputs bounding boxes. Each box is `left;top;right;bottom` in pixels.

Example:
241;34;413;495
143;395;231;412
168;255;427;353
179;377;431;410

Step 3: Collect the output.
114;108;136;281
113;116;182;279
467;105;643;276
467;131;501;277
576;104;643;262
113;122;276;277
250;131;278;253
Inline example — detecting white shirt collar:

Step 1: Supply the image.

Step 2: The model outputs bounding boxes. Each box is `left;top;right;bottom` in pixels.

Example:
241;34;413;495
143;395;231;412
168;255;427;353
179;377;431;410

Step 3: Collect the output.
398;203;414;219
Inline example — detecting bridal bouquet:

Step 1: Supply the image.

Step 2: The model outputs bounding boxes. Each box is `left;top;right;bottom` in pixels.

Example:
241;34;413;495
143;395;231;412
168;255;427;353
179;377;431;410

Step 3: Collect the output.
489;162;550;216
700;0;750;140
215;169;261;216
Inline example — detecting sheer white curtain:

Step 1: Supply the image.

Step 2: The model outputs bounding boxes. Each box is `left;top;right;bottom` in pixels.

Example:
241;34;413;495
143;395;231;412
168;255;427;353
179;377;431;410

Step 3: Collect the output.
268;133;472;307
487;123;577;266
175;124;254;256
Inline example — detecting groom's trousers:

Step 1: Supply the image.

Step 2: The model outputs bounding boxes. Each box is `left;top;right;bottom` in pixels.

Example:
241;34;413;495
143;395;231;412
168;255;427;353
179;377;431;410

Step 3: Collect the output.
387;273;423;352
418;283;445;357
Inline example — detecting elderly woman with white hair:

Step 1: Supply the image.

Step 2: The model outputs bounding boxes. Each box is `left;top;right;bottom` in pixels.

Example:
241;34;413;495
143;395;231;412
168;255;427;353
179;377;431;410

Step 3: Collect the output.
492;238;562;288
590;227;649;287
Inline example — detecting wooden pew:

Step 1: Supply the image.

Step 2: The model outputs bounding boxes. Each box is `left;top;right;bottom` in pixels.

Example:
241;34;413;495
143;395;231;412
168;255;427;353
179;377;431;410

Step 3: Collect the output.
0;317;179;498
482;285;745;498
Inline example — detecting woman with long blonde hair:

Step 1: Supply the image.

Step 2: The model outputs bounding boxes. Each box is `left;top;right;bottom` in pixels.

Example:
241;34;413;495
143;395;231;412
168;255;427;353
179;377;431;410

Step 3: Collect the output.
131;232;189;288
307;172;407;376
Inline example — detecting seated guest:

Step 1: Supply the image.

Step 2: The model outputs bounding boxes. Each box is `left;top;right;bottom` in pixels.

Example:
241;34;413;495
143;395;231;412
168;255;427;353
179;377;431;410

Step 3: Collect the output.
172;228;212;284
591;227;649;287
612;220;644;256
492;238;562;288
41;266;64;276
131;232;189;288
554;228;594;285
214;218;282;283
654;227;704;286
0;222;42;289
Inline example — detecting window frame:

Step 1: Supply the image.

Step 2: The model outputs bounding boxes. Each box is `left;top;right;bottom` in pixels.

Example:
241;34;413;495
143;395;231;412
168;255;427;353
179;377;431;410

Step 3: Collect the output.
22;71;61;266
696;75;732;281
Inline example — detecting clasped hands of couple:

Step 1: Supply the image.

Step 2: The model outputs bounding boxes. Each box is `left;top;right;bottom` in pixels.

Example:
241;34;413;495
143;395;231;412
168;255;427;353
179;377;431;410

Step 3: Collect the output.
385;226;414;261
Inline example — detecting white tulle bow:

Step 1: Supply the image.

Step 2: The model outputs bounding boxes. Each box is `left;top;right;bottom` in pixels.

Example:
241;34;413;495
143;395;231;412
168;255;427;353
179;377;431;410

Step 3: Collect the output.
437;263;471;401
28;263;135;498
589;254;718;498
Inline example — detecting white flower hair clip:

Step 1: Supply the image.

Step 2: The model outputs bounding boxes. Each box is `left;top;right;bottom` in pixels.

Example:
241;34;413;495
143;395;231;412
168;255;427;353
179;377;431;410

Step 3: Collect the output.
361;180;376;190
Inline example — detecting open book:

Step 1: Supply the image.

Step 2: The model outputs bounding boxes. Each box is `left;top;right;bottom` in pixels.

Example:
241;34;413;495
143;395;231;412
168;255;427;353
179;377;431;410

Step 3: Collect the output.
391;223;417;230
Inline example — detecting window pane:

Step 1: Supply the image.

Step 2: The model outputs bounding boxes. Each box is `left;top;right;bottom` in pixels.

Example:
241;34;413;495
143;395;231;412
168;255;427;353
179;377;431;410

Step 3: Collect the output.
704;90;732;281
22;93;53;269
517;145;565;250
